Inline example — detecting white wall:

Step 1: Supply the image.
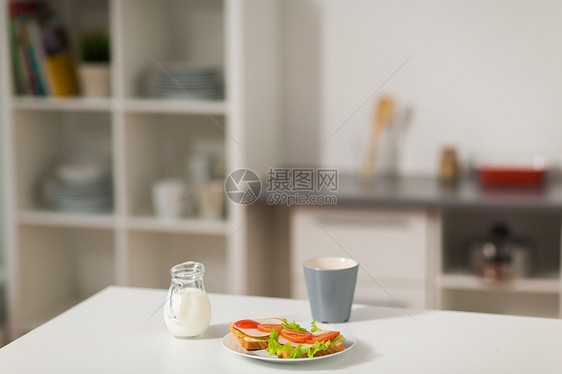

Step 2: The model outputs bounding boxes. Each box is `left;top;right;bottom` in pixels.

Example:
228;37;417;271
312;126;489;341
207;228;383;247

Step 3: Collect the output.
281;0;562;175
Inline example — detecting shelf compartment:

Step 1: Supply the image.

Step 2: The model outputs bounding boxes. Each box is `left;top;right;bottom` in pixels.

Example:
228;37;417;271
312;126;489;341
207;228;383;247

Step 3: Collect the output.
124;112;225;217
127;216;227;235
441;209;561;277
123;99;228;115
46;0;109;50
12;97;112;112
8;0;110;98
120;0;225;99
126;231;227;293
13;109;113;211
18;225;115;330
18;210;115;229
438;273;560;294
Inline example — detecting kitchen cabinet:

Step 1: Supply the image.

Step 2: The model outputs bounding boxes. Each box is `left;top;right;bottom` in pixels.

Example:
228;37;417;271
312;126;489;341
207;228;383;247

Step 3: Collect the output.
0;0;282;338
437;208;561;318
287;176;562;318
290;207;431;309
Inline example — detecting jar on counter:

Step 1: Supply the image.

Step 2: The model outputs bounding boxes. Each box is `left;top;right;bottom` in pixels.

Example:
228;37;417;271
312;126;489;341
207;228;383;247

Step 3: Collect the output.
164;261;212;338
439;146;459;185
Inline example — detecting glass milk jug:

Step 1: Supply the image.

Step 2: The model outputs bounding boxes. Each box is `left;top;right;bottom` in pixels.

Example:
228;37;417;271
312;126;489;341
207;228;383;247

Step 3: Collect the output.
164;261;211;338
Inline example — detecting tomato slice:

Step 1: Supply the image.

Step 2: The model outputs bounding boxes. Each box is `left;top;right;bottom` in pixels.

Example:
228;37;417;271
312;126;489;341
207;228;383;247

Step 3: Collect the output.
279;329;312;343
305;331;340;344
234;319;259;329
256;324;282;333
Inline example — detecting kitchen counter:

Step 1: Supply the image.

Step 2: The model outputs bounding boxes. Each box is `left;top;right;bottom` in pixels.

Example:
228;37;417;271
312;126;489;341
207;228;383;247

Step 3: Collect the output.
1;286;561;373
268;174;562;211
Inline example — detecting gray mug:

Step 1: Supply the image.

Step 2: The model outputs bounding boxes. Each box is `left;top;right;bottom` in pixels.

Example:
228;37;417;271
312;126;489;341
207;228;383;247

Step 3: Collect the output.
303;257;359;323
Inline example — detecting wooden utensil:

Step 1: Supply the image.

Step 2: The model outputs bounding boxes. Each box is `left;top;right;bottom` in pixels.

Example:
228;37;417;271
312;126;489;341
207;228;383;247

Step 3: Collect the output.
361;96;395;178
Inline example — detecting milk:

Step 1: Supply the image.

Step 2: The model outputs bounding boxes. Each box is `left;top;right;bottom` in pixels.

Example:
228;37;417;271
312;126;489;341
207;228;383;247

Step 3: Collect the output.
164;287;211;338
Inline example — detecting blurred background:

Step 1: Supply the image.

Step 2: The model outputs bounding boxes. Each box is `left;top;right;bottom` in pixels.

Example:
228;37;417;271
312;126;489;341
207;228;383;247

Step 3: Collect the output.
1;0;562;344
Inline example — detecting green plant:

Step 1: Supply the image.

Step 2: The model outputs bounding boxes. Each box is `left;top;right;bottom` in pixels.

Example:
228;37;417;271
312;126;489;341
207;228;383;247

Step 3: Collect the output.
80;32;110;62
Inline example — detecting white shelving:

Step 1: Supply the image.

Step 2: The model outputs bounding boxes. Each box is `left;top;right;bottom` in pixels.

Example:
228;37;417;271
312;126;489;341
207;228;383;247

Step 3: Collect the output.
14;97;228;114
125;230;227;292
440;288;560;319
18;210;115;229
438;273;560;295
127;216;228;235
123;99;228;115
16;225;116;330
0;0;282;338
11;97;113;112
434;209;562;318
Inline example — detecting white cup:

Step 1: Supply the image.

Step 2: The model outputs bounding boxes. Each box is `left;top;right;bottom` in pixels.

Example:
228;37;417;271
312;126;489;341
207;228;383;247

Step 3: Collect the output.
199;180;224;220
152;179;185;220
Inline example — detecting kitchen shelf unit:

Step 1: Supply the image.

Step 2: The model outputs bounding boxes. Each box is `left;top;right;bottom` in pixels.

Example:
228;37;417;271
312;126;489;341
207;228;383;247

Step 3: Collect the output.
122;98;228;115
17;225;116;330
434;208;562;318
12;97;114;112
18;210;116;229
126;216;228;235
0;0;281;338
438;273;560;294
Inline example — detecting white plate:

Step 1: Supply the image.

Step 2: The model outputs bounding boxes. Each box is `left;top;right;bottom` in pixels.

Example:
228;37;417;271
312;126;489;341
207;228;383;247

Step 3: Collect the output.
222;326;355;363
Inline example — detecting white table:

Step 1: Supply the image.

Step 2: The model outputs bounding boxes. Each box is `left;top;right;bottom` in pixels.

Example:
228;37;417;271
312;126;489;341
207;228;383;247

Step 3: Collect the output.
1;286;561;373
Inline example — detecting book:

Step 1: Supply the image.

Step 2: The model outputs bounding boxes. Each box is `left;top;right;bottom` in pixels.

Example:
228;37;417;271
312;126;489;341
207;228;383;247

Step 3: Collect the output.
9;17;27;95
9;3;33;95
28;19;51;95
23;16;47;96
8;2;79;97
16;14;38;95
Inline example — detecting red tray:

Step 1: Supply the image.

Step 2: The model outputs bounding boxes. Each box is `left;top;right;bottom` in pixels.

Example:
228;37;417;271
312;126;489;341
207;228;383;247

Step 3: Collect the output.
478;167;545;187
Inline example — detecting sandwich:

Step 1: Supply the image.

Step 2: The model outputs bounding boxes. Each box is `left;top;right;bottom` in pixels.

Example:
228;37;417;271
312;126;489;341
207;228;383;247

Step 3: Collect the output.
231;318;345;359
266;320;344;359
230;318;284;350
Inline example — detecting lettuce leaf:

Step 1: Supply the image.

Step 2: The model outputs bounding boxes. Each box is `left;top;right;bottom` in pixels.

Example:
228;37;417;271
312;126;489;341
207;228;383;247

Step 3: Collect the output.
290;344;310;359
266;327;345;359
331;334;345;344
305;335;345;358
310;320;321;332
266;329;293;357
280;319;308;332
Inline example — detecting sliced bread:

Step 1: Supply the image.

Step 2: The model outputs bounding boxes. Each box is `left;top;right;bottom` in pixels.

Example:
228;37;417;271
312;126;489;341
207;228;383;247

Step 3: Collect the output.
280;341;344;358
229;322;269;350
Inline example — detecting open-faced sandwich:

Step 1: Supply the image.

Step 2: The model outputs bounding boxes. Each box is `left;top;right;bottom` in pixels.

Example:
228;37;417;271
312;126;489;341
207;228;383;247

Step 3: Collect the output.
231;318;345;359
230;318;285;350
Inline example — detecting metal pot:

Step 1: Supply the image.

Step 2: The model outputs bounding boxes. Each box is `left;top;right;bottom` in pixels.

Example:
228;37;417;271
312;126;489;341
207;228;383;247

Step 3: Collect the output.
468;224;534;280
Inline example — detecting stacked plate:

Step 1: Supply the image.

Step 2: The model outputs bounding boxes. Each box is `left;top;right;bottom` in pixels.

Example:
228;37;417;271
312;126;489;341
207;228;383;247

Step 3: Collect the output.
145;64;224;100
42;163;113;213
